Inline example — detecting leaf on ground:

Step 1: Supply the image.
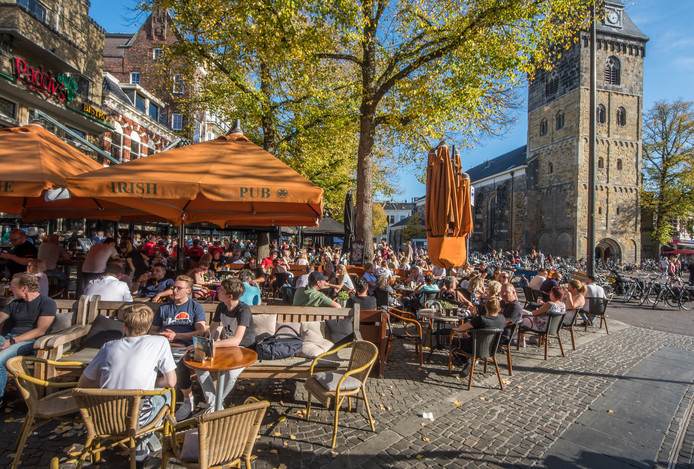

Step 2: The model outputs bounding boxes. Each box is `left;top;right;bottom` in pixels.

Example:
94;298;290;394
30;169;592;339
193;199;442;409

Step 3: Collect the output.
479;397;487;401
272;431;282;437
379;404;386;411
289;434;296;440
279;401;285;407
283;441;289;447
416;454;424;460
270;449;279;455
277;416;287;424
422;436;431;442
502;379;510;385
607;409;615;415
452;400;462;408
295;409;305;417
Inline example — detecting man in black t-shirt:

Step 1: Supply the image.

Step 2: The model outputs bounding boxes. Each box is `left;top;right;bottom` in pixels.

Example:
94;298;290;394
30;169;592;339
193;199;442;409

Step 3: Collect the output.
347;278;378;311
0;229;37;277
0;273;56;402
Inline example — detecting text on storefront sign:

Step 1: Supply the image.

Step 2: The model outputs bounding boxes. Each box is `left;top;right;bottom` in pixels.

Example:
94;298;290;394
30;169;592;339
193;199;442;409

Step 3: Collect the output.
110;182;158;195
12;57;77;104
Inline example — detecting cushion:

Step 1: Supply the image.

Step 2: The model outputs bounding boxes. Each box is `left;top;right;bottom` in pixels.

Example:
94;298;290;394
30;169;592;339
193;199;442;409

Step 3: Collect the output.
249;314;277;339
82;315;124;349
325;318;354;343
49;311;73;334
180;429;199;462
300;321;323;337
299;329;334;358
63;347;100;363
275;322;301;337
314;371;362;392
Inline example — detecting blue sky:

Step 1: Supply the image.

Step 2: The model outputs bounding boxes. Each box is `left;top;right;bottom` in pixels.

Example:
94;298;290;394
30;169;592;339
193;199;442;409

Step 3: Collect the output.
90;0;694;201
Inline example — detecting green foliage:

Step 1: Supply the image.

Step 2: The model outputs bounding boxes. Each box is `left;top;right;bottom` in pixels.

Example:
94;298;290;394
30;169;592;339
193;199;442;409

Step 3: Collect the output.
372;203;388;235
641;100;694;246
402;212;426;242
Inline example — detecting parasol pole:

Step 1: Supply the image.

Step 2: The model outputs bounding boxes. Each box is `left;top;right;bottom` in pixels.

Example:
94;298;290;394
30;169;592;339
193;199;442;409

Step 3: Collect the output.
177;222;185;273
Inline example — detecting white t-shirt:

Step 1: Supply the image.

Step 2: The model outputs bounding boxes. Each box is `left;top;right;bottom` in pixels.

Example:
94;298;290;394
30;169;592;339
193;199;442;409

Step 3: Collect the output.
296;258;309;266
529;275;546;291
432;265;446;278
341;274;355;291
82;244;118;274
38;242;64;270
584;284;606;299
83;335;176;390
295;274;309;288
85;275;133;301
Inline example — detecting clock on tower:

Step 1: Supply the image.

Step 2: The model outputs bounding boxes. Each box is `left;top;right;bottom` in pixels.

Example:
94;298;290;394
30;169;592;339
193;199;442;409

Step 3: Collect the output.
605;7;623;29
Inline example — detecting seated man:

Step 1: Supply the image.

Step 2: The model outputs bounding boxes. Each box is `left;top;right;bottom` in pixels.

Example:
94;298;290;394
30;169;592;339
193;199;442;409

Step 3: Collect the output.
137;263;174;299
293;271;340;308
79;303;177;462
150;275;207;420
84;262;133;301
0;273;56;404
347;278;378;310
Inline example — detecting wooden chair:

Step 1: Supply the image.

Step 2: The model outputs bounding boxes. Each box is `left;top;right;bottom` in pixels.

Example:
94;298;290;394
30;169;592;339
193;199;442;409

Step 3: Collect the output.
448;328;504;391
63;387;176;469
385;307;424;367
517;312;566;360
562;309;580;350
5;356;84;469
162;397;270;469
584;297;610;334
304;341;378;448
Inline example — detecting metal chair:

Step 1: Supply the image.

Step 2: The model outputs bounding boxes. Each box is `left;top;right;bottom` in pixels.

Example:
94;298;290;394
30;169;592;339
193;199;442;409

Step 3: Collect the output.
517;312;566;360
449;328;504;391
522;287;538;308
500;322;517;376
304;341;379;448
5;356;84;469
584;297;610;334
562;308;580;350
162;397;269;469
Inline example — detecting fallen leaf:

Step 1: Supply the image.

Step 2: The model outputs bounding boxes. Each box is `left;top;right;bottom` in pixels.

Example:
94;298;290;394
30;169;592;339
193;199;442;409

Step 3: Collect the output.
289;434;296;440
416;454;424;460
422;436;431;442
277;416;287;424
272;431;282;437
479;397;486;401
294;409;305;417
452;400;462;408
330;450;338;458
270;449;279;455
502;379;510;385
607;409;615;415
279;401;285;407
283;441;288;447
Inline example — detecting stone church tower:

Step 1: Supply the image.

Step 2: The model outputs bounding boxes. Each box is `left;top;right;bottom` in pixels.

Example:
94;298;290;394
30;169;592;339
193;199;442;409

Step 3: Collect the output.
523;0;647;263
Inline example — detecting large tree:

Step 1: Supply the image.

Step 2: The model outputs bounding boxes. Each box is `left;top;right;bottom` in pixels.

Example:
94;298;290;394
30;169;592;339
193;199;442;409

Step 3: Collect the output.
642;100;694;246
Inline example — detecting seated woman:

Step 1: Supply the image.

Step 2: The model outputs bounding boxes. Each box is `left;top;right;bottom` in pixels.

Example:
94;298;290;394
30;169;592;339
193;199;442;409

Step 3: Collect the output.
188;254;217;300
562;279;586;312
415;273;440;307
521;286;566;331
374;274;396;309
326;263;355;296
440;276;474;311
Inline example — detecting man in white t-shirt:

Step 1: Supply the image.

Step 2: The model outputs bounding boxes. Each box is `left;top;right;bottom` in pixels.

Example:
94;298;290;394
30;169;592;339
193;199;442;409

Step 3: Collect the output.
84;262;133;302
79;303;176;460
528;269;548;291
580;275;607;324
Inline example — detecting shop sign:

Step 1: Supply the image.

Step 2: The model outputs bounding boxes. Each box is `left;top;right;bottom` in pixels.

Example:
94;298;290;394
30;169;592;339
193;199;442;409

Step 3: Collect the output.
12;56;77;104
82;102;108;121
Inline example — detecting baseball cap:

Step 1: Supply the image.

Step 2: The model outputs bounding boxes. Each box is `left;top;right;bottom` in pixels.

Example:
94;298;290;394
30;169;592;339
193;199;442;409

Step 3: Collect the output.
308;271;327;285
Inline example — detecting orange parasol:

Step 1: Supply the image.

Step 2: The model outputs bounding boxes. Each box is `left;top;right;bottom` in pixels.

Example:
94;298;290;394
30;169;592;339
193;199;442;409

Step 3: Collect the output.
0;124;161;221
66;131;324;227
425;145;473;268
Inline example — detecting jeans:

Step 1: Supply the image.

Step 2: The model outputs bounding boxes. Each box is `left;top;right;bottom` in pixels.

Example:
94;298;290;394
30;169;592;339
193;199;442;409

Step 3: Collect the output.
0;335;36;399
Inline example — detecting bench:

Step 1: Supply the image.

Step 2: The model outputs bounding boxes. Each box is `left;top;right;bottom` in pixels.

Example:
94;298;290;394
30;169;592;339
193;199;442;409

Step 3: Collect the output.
34;297;362;380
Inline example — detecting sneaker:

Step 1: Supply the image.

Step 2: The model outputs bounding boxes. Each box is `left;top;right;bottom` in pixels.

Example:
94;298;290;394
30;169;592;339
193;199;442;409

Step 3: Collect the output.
175;399;194;421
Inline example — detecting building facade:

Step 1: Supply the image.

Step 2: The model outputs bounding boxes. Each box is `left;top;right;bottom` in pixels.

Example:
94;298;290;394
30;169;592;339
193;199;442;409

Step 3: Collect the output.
468;0;647;264
383;201;415;246
0;0;115;162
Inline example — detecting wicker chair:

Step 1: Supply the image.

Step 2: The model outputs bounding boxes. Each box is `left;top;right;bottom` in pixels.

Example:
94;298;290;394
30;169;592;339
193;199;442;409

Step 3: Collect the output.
517;312;566;360
65;387;176;469
562;309;580;350
304;340;379;448
5;356;84;469
448;328;504;391
162;397;270;469
385;307;424;366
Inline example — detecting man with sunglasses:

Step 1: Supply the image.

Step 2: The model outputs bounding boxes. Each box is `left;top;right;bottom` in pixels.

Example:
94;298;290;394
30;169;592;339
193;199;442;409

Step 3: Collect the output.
0;229;37;277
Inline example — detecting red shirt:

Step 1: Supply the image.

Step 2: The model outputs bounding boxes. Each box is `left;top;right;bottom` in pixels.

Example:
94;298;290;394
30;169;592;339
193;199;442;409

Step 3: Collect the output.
208;245;224;257
261;257;275;270
186;245;205;260
142;241;157;258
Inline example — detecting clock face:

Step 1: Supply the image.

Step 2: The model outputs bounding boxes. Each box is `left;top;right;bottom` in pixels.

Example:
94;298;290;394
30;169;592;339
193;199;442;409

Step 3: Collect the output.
606;10;620;26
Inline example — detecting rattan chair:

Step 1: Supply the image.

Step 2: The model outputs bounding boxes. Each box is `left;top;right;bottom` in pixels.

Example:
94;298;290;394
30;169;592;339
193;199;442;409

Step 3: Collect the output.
304;340;379;448
64;387;176;469
162;397;270;469
5;356;84;469
517;312;566;360
448;328;504;391
385;307;424;366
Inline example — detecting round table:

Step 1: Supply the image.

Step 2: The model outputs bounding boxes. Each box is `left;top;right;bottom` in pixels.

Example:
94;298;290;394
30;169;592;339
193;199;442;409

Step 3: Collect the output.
183;346;257;411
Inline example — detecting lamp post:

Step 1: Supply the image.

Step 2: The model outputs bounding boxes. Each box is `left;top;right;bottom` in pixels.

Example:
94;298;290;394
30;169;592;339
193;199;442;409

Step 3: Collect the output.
587;5;597;277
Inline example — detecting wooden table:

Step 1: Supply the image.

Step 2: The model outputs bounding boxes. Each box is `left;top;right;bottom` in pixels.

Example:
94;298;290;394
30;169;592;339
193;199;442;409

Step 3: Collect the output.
183;346;257;411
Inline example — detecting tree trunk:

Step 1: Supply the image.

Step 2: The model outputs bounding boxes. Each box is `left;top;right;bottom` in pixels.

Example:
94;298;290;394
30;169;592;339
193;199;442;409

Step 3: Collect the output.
259;60;276;152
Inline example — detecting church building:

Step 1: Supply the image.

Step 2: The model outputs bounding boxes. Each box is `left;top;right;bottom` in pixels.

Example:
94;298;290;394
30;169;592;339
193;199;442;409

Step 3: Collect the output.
467;0;647;264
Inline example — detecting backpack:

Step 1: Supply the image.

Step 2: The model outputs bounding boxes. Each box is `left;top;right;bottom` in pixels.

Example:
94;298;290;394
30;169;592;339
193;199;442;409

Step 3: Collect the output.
254;325;303;361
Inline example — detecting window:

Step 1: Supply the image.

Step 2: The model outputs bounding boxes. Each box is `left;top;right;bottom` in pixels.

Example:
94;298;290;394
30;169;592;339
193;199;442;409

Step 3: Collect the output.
617;159;623;170
598;207;602;215
597;104;606;124
135;93;146;113
0;96;16;119
605;56;621;85
18;0;46;23
598;157;604;169
110;122;123;162
548;162;554;174
173;74;185;95
555;111;565;130
129;131;141;160
130;72;141;85
148;102;159;121
616;207;621;215
172;113;183;131
152;48;163;60
616;107;627;126
388;215;394;224
545;73;559;96
540;118;548;136
76;76;90;100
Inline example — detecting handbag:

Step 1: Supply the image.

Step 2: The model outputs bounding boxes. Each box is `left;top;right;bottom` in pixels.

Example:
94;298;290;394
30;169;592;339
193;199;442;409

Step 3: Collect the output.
254;325;303;361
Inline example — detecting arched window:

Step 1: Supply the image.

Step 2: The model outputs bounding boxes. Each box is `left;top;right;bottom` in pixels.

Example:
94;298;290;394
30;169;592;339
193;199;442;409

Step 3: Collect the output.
130;131;141;160
597;104;606;124
616;107;627;126
598;157;604;169
110;121;123;162
540;118;548;136
617;159;623;170
548;162;554;174
605;56;621;85
555;111;565;130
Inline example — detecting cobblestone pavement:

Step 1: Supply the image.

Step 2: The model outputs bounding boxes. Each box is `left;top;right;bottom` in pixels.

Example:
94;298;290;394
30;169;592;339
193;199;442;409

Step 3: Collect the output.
2;315;694;468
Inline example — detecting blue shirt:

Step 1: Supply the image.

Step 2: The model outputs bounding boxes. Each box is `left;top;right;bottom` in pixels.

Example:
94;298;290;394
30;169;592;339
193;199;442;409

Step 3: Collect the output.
240;282;261;306
140;278;174;298
153;299;206;345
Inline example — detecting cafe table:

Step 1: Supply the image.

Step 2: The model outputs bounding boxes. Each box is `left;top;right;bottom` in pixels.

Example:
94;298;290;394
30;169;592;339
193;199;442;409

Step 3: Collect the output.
184;346;257;411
